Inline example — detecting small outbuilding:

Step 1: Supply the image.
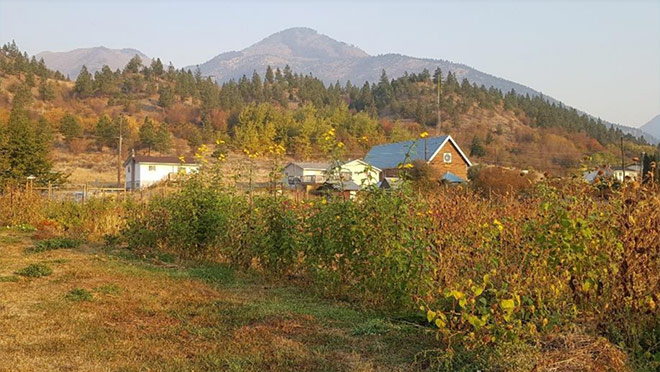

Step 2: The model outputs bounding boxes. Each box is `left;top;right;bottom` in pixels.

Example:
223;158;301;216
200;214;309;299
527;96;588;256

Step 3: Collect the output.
124;154;199;190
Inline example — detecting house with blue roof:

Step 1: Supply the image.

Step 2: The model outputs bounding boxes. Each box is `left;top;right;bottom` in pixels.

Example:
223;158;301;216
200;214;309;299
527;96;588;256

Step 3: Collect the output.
364;135;472;182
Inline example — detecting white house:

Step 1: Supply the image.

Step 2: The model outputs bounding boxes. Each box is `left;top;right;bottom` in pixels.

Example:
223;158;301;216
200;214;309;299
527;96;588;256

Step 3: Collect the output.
283;162;330;188
330;159;381;187
124;154;200;190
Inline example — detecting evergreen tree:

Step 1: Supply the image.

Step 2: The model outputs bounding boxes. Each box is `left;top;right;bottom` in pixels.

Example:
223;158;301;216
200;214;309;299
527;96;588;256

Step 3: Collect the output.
158;85;175;108
470;136;486;157
59;113;83;143
75;65;94;97
151;58;164;77
94;115;118;150
38;80;55;101
265;65;275;84
154;125;172;153
139;117;157;154
123;55;142;74
0;84;56;184
373;70;393;110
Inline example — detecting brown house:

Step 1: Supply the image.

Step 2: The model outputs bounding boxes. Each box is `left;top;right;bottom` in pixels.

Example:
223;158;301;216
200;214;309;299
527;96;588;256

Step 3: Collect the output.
364;135;472;181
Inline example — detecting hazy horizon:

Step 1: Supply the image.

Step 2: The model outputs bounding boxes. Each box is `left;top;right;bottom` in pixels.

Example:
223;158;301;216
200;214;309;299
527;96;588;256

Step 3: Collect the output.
1;0;658;129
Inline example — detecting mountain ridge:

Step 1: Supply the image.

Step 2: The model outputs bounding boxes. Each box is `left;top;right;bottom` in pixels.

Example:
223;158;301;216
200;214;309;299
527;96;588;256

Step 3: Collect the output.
34;27;656;142
36;46;150;79
640;114;660;140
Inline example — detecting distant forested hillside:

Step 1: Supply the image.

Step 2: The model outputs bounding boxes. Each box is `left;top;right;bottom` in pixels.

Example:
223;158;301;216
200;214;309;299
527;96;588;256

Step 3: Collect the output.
1;41;658;185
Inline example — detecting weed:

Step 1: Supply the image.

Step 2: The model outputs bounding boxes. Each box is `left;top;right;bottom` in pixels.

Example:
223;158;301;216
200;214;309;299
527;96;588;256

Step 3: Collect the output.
0;275;19;282
27;237;81;253
15;263;53;278
352;318;395;336
94;283;122;295
65;288;93;302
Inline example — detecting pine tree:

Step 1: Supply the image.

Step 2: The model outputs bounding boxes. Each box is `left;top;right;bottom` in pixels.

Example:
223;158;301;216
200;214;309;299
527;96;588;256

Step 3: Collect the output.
0;84;56;184
59;113;83;143
158;85;175;108
38;80;55;101
75;65;94;97
265;66;275;84
139;117;157;154
94;115;118;150
470;136;486;157
373;70;393;110
151;58;164;77
123;55;143;74
154;126;172;153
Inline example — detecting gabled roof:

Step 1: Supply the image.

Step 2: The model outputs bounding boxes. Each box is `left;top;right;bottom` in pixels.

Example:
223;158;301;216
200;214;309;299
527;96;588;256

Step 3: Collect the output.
285;162;330;170
378;177;403;189
364;135;472;170
334;159;382;172
123;155;199;167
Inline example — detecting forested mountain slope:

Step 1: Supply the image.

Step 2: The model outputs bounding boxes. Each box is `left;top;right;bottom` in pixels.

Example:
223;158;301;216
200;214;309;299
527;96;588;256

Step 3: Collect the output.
1;41;657;185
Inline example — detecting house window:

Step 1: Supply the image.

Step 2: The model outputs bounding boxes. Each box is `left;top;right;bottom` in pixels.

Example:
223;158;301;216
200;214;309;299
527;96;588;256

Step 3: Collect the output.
148;165;156;171
288;176;295;184
127;167;130;173
443;153;453;163
340;171;352;181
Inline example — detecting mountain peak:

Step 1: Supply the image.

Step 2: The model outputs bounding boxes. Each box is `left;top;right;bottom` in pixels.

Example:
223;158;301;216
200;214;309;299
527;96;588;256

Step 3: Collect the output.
244;27;369;60
640;114;660;140
36;47;150;78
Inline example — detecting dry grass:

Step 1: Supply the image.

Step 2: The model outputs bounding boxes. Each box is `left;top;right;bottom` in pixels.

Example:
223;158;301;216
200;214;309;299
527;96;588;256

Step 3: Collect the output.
0;228;435;372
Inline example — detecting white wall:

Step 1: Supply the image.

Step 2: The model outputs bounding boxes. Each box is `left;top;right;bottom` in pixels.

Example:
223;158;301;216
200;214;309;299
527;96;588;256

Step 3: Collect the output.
127;162;198;189
336;160;380;187
283;164;328;187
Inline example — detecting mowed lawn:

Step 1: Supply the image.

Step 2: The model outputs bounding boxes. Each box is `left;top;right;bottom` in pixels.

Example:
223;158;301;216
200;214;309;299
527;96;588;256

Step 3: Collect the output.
0;229;436;372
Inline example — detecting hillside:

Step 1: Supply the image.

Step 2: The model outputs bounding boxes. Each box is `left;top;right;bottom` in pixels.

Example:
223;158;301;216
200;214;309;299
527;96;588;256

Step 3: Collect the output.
641;114;660;139
36;47;151;79
1;41;657;186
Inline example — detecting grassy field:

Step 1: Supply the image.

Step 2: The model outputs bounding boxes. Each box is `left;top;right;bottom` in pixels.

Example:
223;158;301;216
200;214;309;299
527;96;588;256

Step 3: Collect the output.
0;228;436;372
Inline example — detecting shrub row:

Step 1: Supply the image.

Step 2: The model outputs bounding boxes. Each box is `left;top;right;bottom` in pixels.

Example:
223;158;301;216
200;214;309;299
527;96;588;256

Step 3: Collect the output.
122;178;660;366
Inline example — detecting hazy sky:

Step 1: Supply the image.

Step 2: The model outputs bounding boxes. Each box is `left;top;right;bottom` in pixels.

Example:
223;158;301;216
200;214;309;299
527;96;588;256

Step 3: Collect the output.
1;0;658;128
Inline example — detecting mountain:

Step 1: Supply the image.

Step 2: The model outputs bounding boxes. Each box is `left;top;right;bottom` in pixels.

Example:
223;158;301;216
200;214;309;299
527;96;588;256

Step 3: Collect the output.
641;114;660;140
37;47;150;79
190;27;542;98
189;27;654;142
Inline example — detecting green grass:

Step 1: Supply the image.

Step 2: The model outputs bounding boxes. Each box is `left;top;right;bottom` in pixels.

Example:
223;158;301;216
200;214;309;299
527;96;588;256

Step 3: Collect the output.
15;263;53;278
65;288;93;302
0;275;19;282
27;237;81;253
93;283;122;295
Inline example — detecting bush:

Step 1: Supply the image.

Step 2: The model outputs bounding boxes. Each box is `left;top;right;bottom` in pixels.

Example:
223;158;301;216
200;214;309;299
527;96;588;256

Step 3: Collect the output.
15;263;53;278
120;174;660;366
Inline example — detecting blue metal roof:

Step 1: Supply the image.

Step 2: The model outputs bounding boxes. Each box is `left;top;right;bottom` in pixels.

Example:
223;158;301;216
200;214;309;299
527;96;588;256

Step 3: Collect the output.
364;136;449;169
441;171;466;183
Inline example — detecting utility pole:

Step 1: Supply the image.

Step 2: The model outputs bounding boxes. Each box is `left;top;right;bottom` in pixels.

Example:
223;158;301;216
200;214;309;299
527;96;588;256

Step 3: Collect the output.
437;71;442;129
641;151;646;181
620;137;626;182
117;117;123;187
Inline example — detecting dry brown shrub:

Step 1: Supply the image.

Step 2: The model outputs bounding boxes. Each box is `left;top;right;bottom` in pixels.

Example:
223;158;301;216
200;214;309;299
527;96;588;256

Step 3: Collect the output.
532;334;629;372
67;138;87;153
470;165;538;195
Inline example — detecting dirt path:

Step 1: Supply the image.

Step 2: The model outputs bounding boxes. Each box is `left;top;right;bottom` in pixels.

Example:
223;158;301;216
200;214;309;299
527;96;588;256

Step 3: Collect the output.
0;229;434;372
